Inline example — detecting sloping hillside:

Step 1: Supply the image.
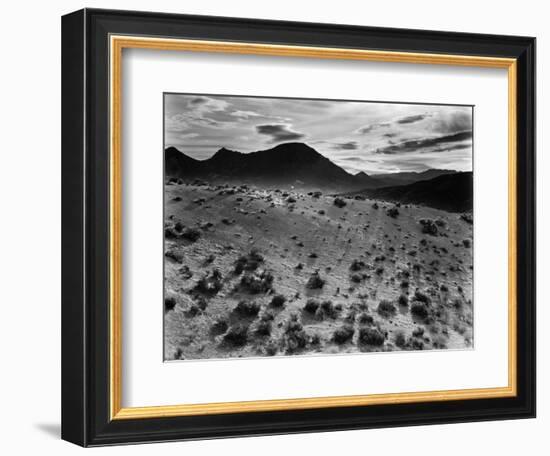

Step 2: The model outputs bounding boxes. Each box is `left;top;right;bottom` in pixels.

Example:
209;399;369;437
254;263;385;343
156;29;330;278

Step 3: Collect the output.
348;172;473;213
369;169;458;187
164;182;473;361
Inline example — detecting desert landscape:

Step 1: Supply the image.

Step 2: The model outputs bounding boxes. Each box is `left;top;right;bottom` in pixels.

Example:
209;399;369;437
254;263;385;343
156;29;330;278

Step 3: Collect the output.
163;141;473;361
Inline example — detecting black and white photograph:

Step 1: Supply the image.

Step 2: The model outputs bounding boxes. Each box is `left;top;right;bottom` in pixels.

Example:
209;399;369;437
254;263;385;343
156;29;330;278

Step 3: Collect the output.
163;93;474;361
52;4;540;449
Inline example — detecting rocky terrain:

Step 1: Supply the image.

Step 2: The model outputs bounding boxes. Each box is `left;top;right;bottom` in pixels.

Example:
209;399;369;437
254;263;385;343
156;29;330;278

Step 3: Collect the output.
163;177;474;361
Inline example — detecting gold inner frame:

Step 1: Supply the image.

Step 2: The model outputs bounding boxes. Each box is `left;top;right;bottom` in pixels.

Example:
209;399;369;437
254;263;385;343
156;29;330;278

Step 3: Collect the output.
109;35;518;420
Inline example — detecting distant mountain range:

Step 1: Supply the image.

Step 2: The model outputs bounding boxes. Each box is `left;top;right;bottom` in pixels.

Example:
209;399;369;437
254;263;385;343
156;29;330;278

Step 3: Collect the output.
165;142;460;193
166;143;380;191
369;168;458;187
346;172;473;213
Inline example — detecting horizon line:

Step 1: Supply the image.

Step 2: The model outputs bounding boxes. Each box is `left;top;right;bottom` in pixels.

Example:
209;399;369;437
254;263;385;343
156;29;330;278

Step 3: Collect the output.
165;143;470;176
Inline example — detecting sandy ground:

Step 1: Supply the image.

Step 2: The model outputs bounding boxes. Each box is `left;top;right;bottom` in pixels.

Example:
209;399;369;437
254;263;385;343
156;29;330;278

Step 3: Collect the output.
163;181;473;361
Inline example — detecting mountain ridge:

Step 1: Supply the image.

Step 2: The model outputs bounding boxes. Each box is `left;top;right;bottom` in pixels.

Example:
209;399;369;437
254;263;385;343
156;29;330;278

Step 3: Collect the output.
369;168;459;187
165;142;382;191
345;171;473;213
165;142;462;195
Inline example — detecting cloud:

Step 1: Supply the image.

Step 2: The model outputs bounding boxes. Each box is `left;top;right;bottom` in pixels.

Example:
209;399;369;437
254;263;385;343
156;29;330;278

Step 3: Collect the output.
165;113;190;132
432;143;471;153
189;96;229;112
340;156;365;162
165;94;473;173
374;131;472;154
178;132;199;139
171;143;224;149
378;158;432;172
165;96;235;132
231;110;262;119
301;100;335;108
357;112;436;136
432;110;472;134
396;114;430;124
332;141;359;150
255;124;306;143
356;122;390;135
190;97;208;105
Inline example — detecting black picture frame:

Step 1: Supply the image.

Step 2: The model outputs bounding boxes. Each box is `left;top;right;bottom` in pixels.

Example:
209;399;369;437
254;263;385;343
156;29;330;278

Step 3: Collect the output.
62;8;536;447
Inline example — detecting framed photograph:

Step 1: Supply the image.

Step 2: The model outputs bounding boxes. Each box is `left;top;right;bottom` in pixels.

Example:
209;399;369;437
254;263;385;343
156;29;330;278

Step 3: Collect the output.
61;8;536;446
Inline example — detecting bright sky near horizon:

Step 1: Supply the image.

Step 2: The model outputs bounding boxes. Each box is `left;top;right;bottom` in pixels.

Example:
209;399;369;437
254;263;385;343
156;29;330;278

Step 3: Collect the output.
164;93;473;174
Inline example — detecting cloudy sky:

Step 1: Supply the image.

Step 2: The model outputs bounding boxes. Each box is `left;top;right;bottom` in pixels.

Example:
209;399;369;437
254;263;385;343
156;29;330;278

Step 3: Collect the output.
164;93;473;174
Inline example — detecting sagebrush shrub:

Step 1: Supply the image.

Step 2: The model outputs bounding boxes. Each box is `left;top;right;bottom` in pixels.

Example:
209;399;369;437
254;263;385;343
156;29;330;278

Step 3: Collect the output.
223;324;249;346
358;327;385;346
394;331;407;348
357;312;374;325
270;294;286;308
350;259;366;271
304;299;320;314
233;300;261;317
386;207;399;218
306;272;325;289
195;269;223;294
419;219;438;236
377;300;396;318
411;301;429;320
164;296;176;311
239;269;274;294
398;294;408;306
234;249;264;274
181;227;201;242
333;197;347;208
211;318;229;335
414;290;431;304
255;320;272;337
333;325;355;344
283;315;307;353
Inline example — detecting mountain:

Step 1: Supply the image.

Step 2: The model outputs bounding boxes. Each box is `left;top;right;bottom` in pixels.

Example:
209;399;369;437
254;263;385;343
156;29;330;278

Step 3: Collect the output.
352;171;376;187
369;169;458;187
347;172;473;212
165;143;383;191
165;146;202;176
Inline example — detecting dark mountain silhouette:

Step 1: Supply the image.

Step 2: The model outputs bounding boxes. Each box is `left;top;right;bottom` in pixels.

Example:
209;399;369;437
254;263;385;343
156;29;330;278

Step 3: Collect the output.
165;143;383;191
347;172;473;212
352;171;376;187
165;146;202;176
369;169;458;187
